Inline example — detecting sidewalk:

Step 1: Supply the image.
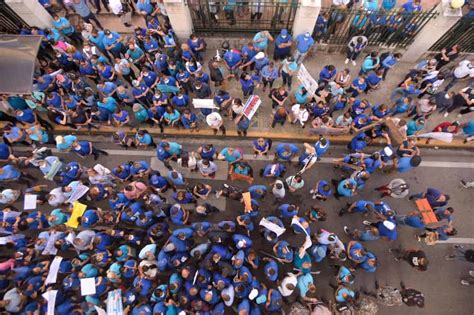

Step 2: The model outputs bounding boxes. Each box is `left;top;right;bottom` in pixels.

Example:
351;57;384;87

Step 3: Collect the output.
71;14;473;149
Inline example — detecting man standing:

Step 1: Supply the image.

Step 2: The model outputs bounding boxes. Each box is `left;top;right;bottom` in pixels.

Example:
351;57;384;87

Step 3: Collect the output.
444;59;474;91
70;0;103;29
294;32;315;64
345;35;367;66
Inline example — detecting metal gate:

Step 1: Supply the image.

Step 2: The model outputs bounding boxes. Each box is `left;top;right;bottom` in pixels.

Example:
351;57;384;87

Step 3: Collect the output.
429;17;474;53
313;6;438;51
187;0;299;34
0;0;27;34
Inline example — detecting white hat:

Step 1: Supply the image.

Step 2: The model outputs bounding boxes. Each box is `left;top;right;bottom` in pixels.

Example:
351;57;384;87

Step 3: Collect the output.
249;288;259;300
383;220;396;231
237;240;246;248
164;243;176;252
255;52;265;59
55;136;64;144
383;146;393;157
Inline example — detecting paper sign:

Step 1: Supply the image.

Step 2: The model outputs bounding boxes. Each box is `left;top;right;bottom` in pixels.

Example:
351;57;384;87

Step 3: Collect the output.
107;289;124;315
94;306;106;315
65;232;75;244
42;290;57;315
24;194;37;210
43;232;63;256
297;64;318;95
242;192;252;211
193;98;215;109
259;218;286;237
66;184;89;203
242;95;262;120
65;202;87;228
45;256;63;285
80;277;96;296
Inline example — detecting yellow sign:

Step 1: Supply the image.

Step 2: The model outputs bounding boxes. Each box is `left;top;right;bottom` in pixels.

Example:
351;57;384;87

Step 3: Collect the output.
65;202;87;228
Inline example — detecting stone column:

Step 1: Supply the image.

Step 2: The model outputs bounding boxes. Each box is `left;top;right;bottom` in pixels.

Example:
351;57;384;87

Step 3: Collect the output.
292;0;321;36
402;1;463;63
5;0;52;28
163;0;194;40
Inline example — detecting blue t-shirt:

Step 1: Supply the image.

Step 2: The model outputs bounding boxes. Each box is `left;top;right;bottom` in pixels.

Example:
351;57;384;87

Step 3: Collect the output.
296;34;315;53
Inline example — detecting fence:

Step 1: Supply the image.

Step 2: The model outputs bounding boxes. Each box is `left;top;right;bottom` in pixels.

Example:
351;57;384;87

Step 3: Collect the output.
429;16;474;53
186;0;299;34
0;0;27;34
313;6;439;51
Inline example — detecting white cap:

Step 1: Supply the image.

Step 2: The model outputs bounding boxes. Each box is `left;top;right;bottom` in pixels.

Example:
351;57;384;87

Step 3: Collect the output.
255;52;265;59
249;288;259;300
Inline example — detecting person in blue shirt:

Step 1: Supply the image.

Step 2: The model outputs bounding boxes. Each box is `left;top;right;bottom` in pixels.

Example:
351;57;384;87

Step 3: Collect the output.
340;199;375;216
294;32;315;63
0;164;34;186
395;155;421;173
252;138;272;157
275;143;299;161
347;76;367;97
71;140;109;160
365;69;384;93
273;28;293;60
335;178;357;198
141;68;158;90
381;52;402;80
402;0;422;12
310;180;332;201
223;49;242;78
261;62;279;92
319;65;337;85
273;240;293;263
241;42;258;71
239;71;256;97
278;203;299;218
52;14;82;45
102;30;125;59
180;109;198;131
218;147;242;164
260;162;286;178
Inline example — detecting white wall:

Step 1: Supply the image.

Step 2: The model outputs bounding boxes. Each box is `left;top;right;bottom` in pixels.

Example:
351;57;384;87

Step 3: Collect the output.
6;0;52;28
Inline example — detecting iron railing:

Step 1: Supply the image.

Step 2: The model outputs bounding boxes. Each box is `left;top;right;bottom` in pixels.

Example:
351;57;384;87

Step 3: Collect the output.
186;0;299;34
429;16;474;53
0;0;27;34
313;6;439;51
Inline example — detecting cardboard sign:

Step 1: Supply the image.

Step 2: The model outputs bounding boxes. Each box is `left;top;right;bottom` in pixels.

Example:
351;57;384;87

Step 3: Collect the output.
297;64;318;95
65;202;87;228
193;98;215;109
242;95;262;120
242;192;252;212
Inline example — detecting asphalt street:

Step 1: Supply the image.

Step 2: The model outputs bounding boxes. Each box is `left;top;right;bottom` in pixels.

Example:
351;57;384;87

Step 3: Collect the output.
9;137;474;315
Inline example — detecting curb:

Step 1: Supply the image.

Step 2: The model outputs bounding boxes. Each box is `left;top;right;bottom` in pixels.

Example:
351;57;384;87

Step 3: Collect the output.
48;125;474;150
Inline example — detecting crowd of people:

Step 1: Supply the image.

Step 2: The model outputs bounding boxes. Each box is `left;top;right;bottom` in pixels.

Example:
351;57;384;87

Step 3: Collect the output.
0;0;472;314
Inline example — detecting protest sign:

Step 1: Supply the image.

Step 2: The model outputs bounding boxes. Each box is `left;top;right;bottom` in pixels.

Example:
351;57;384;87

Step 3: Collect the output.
42;290;57;315
65;202;87;228
107;289;124;315
242;95;262;120
297;64;318;95
24;194;37;210
45;256;62;285
66;184;89;203
193;98;215;109
80;277;96;296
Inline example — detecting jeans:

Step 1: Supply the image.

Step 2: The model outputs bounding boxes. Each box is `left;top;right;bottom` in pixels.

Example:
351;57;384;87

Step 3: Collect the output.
82;13;103;29
282;71;292;89
294;50;308;64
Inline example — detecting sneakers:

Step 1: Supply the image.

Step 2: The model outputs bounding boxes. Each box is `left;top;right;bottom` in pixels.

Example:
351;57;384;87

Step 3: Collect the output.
388;248;393;253
343;226;350;234
312;195;317;200
444;112;449;118
345;58;350;64
362;220;371;226
338;208;345;217
461;280;471;286
309;189;315;194
352;60;356;66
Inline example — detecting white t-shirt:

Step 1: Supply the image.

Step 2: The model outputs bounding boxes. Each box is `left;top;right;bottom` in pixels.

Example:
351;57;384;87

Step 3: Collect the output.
333;0;350;5
272;180;286;199
278;273;298;296
454;60;474;79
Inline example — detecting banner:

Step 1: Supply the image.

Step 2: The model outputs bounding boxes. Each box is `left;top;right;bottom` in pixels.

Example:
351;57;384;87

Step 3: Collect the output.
107;289;124;315
242;95;262;120
297;64;318;95
45;256;62;285
65;202;87;228
193;98;215;109
66;184;89;204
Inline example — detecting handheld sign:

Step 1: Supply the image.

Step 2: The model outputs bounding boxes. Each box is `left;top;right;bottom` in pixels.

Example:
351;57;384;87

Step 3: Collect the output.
242;95;261;120
193;98;215;109
297;64;318;95
65;202;87;228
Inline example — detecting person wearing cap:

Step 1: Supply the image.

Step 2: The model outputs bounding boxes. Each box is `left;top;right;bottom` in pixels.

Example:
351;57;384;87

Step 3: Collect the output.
102;29;125;59
240;51;269;74
206;111;226;135
55;134;77;152
273;29;292;60
294;32;315;64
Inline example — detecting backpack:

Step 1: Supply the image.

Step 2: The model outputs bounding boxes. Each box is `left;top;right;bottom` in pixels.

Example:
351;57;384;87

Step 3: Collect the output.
402;288;425;308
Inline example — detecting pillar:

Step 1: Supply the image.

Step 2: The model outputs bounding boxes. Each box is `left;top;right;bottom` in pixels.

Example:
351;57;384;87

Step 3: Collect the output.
402;1;462;63
5;0;52;28
163;0;194;40
292;0;321;36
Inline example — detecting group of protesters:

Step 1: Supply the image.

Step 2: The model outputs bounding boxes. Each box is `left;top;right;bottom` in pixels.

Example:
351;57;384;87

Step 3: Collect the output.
0;0;472;313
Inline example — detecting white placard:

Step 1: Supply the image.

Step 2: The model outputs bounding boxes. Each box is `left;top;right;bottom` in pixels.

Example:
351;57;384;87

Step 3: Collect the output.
242;95;262;120
66;184;89;203
297;64;318;96
80;277;96;296
94;306;106;315
45;256;63;285
192;98;215;109
24;194;37;210
42;290;58;315
259;218;286;237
